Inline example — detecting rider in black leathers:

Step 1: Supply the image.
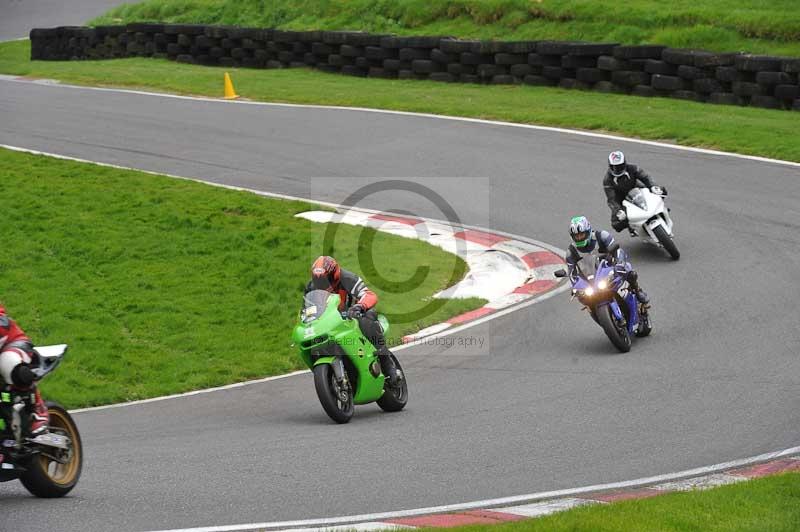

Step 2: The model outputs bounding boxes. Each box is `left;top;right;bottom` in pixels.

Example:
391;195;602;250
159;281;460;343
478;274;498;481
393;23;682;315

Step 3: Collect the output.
603;151;666;233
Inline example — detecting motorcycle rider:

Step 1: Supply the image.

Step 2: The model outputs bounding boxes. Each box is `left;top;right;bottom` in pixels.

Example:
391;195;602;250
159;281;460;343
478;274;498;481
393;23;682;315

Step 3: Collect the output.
604;151;667;235
305;256;400;383
0;305;49;435
567;216;650;306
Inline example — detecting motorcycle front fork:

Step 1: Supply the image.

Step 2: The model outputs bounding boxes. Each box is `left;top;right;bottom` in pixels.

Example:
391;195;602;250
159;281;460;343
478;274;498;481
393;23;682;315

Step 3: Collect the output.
10;401;24;449
331;357;351;400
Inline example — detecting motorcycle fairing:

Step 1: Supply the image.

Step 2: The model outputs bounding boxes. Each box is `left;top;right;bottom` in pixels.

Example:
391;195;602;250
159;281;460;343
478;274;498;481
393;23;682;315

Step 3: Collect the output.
294;292;386;404
623;188;674;241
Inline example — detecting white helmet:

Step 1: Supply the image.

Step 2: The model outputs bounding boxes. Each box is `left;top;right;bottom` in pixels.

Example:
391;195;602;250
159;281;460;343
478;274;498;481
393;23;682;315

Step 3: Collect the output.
608;151;626;177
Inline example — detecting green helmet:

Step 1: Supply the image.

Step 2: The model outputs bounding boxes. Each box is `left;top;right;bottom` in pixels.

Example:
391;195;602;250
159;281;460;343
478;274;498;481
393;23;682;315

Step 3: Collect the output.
569;216;593;249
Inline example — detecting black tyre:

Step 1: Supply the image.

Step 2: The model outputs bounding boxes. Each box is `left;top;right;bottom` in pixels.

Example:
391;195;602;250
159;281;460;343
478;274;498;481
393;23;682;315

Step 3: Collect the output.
750;95;783;109
612;70;650;87
653;225;680;260
597;304;631;353
783;58;800;73
693;78;724;94
20;402;83;498
612;45;666;60
644;59;677;75
652;74;688;91
376;355;408;413
708;92;741;106
662;48;698;66
576;67;609;83
734;55;782;72
313;364;354;424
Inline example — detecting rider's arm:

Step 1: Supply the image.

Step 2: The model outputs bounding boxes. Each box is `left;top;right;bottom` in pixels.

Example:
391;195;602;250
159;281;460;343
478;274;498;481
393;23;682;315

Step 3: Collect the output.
341;271;378;310
631;165;654;188
565;246;580;282
352;277;378;310
597;230;620;258
603;174;622;211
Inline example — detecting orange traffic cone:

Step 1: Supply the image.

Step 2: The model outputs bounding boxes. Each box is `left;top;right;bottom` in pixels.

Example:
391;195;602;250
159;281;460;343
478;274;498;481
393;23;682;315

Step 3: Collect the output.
223;72;239;99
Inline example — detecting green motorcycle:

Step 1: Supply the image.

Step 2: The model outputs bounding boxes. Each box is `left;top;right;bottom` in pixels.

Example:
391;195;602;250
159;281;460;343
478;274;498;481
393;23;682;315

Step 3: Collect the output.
292;290;408;423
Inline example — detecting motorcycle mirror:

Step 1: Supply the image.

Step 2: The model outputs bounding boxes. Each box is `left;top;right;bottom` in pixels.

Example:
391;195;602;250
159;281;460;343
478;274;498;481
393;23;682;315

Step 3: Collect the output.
554;269;567;278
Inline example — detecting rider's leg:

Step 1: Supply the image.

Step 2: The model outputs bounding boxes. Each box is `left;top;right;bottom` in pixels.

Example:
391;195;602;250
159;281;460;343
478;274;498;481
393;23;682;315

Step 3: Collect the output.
0;345;49;435
626;269;649;305
0;346;33;386
357;310;398;382
30;388;49;435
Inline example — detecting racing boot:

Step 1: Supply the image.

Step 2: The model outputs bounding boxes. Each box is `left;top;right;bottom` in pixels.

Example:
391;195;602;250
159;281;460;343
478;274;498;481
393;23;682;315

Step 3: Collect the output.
377;347;400;385
636;289;649;305
627;270;649;306
29;388;49;436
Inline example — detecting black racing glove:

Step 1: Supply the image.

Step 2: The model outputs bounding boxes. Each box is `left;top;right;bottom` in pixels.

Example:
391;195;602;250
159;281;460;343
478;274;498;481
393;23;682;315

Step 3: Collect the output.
651;185;667;196
347;304;365;320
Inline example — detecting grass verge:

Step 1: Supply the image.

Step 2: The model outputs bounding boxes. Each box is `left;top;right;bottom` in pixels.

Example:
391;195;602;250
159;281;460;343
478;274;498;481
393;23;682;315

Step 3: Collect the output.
1;40;799;163
420;472;800;532
0;147;482;408
90;0;800;57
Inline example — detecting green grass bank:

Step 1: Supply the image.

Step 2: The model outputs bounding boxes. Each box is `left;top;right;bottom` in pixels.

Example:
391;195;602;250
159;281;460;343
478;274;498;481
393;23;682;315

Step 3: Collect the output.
91;0;800;57
2;40;798;163
421;472;800;532
0;148;481;408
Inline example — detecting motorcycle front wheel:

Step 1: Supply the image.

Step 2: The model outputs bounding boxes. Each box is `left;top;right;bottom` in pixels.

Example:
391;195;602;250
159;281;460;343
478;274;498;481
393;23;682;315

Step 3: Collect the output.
597;304;632;353
313;364;354;424
20;402;83;498
376;354;408;413
653;225;680;260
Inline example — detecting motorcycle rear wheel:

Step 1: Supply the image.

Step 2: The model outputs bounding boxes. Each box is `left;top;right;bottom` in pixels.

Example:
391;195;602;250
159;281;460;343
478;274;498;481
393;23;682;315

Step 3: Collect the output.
20;402;83;498
653;225;680;260
376;354;408;413
313;364;354;424
597;304;632;353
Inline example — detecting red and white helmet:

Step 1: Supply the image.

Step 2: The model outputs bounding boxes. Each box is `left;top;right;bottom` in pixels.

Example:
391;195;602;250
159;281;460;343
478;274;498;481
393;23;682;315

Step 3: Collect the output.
311;255;341;291
608;151;627;177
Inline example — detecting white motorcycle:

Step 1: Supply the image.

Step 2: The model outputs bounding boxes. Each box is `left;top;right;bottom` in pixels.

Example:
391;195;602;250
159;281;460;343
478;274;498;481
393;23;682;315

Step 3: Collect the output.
621;186;680;260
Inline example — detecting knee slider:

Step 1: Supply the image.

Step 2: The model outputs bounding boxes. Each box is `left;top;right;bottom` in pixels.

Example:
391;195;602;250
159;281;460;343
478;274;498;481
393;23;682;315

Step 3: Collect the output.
11;364;35;387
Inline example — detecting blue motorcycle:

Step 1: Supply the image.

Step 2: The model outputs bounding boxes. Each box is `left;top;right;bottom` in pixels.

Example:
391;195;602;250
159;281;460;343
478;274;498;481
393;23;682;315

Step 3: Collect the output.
555;256;651;352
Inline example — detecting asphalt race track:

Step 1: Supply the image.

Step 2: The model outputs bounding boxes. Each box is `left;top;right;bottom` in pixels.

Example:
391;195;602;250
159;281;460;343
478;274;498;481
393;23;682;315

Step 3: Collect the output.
0;35;799;532
0;0;126;41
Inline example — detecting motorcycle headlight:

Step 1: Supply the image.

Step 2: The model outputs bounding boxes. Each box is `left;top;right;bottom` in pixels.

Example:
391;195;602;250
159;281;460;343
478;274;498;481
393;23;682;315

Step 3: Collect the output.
597;272;614;291
584;286;595;297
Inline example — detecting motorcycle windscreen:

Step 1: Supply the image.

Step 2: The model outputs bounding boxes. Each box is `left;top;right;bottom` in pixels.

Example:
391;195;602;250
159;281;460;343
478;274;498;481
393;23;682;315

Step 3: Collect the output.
625;188;648;210
576;252;602;280
302;289;335;322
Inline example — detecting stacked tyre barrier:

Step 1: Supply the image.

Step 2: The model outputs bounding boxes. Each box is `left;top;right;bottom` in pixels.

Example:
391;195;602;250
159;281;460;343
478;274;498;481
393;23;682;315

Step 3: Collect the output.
29;24;800;111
